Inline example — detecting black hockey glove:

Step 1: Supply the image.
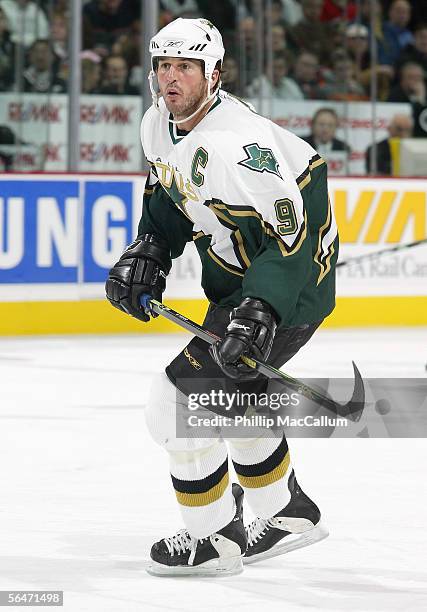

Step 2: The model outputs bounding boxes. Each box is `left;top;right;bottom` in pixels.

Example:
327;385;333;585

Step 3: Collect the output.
209;297;277;380
105;234;171;322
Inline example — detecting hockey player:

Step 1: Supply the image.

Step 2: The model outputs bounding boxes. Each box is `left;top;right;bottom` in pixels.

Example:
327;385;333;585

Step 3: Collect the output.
106;17;337;576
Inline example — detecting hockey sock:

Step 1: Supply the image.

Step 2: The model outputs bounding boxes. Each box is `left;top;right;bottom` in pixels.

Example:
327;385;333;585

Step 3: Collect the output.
169;440;235;539
229;434;293;518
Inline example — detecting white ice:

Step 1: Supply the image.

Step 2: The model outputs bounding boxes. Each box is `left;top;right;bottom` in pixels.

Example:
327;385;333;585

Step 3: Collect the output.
1;328;427;612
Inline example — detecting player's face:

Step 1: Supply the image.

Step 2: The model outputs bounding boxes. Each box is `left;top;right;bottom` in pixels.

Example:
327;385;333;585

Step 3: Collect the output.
157;57;208;120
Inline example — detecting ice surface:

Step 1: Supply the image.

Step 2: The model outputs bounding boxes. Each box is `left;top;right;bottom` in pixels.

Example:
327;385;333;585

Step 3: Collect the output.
1;328;426;611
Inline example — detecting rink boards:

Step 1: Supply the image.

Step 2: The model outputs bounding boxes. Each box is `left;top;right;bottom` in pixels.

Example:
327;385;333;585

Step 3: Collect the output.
0;174;426;334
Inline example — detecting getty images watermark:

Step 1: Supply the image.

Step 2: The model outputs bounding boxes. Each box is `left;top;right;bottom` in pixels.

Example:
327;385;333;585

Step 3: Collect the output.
186;389;348;430
175;377;427;439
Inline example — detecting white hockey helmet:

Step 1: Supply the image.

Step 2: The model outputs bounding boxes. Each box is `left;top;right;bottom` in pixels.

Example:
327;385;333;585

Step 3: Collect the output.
149;17;225;83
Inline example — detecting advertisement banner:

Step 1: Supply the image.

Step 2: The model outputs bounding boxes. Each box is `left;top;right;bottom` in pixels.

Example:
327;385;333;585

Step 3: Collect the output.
0;175;426;303
0;94;142;172
0;94;410;174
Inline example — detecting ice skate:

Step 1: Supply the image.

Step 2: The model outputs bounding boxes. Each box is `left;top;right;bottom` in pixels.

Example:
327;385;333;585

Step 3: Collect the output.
244;471;329;564
147;483;247;576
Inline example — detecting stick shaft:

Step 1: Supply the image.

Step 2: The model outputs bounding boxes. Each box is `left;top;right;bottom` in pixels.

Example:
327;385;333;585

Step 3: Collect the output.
337;238;427;268
149;299;348;413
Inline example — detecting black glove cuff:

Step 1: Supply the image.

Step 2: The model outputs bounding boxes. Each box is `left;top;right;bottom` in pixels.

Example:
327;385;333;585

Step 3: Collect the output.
232;297;276;326
124;234;171;274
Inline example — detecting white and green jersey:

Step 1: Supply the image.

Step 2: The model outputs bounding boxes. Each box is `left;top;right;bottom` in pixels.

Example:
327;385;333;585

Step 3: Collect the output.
138;91;338;326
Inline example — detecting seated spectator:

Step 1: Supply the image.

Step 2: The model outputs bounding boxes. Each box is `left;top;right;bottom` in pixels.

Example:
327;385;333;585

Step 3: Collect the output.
111;18;142;88
302;107;349;154
320;0;357;22
379;0;414;66
317;52;367;100
396;23;427;78
228;16;257;91
81;51;102;94
23;39;66;93
221;56;240;96
289;0;336;63
0;0;48;47
271;23;287;54
246;52;303;100
50;11;68;82
83;0;139;51
265;0;286;27
281;0;303;26
0;6;14;90
0;124;17;171
196;1;236;32
160;0;199;18
99;54;139;95
388;61;426;104
291;50;321;99
365;113;413;175
346;23;394;100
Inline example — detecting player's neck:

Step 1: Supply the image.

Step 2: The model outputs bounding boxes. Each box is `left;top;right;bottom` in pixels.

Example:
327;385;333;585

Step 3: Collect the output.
174;96;216;132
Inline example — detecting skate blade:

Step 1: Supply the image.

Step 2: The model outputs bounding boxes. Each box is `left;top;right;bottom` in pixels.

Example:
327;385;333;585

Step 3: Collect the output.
147;555;244;577
243;520;329;565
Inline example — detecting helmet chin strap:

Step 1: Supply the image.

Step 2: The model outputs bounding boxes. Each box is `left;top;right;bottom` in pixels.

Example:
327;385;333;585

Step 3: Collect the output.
148;69;219;126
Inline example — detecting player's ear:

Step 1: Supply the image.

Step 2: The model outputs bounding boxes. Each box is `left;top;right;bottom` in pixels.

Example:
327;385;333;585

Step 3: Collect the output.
211;68;220;89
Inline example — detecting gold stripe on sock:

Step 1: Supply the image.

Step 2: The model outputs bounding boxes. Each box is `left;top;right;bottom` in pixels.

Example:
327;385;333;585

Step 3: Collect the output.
175;472;229;507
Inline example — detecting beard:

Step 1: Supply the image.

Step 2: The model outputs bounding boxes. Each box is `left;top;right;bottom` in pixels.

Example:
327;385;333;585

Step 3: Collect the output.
162;80;208;121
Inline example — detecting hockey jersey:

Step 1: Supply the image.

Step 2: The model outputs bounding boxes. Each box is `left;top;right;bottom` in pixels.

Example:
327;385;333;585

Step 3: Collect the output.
138;91;338;327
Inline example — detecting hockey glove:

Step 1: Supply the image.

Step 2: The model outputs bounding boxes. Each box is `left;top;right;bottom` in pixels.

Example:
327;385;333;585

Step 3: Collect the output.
209;297;277;380
105;234;171;322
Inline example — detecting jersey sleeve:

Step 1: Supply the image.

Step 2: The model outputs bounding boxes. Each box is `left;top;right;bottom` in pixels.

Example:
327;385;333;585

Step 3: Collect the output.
138;168;194;261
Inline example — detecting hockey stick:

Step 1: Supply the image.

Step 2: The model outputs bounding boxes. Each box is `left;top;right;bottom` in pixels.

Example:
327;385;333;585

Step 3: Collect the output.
143;297;365;421
337;238;427;268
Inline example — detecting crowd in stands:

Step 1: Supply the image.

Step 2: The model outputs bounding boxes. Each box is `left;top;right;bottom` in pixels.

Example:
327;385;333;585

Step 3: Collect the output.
0;0;425;103
0;0;426;174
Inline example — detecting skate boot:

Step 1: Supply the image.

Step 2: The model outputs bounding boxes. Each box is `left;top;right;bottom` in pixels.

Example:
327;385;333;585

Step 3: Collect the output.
244;470;328;564
147;483;247;576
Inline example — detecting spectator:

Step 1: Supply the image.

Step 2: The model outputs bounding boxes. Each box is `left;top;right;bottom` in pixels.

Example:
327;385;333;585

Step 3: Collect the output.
271;23;287;54
396;23;427;78
50;11;68;82
83;0;139;51
282;0;303;27
317;52;367;101
265;0;286;27
379;0;414;66
289;0;336;63
81;52;102;94
0;6;14;90
291;50;321;99
196;1;237;32
346;23;394;100
388;61;426;104
221;56;240;96
0;124;16;171
321;0;357;23
230;16;257;90
160;0;199;18
302;107;349;154
23;39;66;93
99;54;139;95
111;19;142;88
247;52;304;100
0;0;48;47
365;113;413;175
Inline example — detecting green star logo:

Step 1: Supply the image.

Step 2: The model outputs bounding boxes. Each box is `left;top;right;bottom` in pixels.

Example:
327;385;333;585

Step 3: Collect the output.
200;19;215;30
238;143;283;179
